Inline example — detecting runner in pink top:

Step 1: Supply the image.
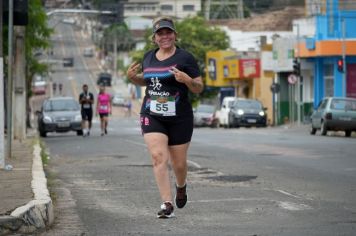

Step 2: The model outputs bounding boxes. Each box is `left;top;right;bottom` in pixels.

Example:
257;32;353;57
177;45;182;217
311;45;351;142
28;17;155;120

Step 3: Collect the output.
96;86;112;136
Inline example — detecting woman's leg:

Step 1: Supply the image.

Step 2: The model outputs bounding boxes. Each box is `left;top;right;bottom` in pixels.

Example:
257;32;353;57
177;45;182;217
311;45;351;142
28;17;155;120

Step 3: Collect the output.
100;116;105;134
169;143;190;187
144;133;172;202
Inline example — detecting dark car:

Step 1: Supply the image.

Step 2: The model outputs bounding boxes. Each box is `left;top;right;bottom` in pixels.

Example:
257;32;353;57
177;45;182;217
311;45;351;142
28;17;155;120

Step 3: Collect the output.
228;98;267;128
63;57;74;67
193;104;218;128
97;72;112;86
36;97;83;137
310;97;356;137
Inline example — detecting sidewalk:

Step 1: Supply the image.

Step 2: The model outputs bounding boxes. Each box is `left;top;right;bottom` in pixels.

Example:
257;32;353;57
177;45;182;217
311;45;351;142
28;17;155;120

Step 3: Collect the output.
0;132;53;235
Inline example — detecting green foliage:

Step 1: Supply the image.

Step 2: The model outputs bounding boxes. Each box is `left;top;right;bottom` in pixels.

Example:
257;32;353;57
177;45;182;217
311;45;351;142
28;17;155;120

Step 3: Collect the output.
1;0;53;97
130;16;229;103
103;22;134;51
25;0;53;83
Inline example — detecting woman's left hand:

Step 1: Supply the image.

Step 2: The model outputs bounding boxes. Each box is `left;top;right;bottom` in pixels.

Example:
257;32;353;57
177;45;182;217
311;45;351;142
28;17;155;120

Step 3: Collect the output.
169;67;189;84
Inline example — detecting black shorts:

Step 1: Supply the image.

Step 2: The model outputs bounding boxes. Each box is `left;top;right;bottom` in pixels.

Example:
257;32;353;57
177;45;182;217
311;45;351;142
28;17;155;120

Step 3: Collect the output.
81;109;92;121
140;114;193;146
99;113;109;118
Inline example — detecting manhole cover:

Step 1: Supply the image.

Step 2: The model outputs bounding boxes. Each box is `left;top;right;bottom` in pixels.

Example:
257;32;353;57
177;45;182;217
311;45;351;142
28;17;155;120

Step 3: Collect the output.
205;175;257;183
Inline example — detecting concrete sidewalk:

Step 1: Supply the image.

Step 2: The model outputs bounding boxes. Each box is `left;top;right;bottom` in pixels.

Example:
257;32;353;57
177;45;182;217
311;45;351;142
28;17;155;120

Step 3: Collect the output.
0;133;53;235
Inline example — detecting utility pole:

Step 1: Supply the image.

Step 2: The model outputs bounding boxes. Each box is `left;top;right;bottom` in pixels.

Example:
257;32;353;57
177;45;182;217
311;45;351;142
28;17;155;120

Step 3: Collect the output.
13;26;26;140
296;24;301;125
0;0;5;168
204;0;211;20
113;30;118;85
237;0;244;19
342;17;347;96
7;0;14;160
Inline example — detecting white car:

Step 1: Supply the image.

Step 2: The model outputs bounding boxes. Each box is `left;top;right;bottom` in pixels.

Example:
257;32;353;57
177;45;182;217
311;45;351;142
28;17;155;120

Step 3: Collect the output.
215;96;238;127
83;47;94;57
112;93;126;107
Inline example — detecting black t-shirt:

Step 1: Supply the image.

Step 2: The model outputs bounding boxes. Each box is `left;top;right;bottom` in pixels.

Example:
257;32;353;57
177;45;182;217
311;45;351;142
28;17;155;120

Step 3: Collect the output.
141;47;200;118
79;92;94;110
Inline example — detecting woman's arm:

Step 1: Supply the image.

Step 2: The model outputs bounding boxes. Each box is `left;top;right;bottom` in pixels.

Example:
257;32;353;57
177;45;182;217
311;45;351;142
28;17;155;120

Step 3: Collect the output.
127;62;146;86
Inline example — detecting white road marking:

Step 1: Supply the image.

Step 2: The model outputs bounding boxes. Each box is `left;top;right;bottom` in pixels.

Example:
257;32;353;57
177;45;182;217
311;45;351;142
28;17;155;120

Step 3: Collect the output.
124;139;146;147
278;201;312;211
276;189;303;199
189;197;269;203
275;189;313;201
188;160;202;169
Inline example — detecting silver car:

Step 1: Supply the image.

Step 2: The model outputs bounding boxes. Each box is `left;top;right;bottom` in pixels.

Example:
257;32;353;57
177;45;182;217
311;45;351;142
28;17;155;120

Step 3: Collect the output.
37;97;83;137
193;104;218;128
310;97;356;137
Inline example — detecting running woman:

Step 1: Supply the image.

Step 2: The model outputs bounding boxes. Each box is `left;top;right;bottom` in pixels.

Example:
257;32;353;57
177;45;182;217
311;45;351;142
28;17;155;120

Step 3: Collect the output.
96;85;112;136
79;84;94;136
127;16;203;218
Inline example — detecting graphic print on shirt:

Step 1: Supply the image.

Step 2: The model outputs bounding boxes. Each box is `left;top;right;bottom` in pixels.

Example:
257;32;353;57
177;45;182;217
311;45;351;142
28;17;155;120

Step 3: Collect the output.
150;77;162;90
144;65;178;116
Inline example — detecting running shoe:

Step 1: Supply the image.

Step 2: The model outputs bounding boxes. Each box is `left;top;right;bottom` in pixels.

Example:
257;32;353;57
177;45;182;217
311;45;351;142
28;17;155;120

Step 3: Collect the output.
157;202;174;219
175;184;187;208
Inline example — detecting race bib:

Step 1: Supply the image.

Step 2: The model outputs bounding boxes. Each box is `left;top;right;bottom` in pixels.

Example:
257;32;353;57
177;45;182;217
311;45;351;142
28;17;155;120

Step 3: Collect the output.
150;96;176;116
83;104;90;109
100;105;108;110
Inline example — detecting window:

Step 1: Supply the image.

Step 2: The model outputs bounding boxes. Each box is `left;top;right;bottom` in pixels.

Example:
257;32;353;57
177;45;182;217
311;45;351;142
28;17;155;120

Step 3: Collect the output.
323;64;334;97
161;4;173;11
339;0;356;10
183;5;195;11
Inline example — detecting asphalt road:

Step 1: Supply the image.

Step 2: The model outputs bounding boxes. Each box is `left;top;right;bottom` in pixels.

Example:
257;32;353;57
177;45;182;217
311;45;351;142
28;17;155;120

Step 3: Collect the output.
36;21;356;236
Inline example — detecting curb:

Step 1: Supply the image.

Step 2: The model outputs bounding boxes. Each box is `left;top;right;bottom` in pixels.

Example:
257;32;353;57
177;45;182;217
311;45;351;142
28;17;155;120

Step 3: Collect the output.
0;142;54;235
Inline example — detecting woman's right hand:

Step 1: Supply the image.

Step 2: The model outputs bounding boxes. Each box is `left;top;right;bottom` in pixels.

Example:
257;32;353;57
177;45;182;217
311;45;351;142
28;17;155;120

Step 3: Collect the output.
127;62;141;81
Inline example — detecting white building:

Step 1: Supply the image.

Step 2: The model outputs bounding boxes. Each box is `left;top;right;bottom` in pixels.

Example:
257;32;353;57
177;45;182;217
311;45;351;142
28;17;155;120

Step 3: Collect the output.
124;0;201;19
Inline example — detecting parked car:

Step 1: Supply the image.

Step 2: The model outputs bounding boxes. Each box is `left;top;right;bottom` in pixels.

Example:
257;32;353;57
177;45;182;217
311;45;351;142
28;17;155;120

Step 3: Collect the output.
83;47;94;57
193;104;218;128
62;18;75;24
228;98;267;128
31;74;47;95
97;72;112;86
36;97;83;137
112;93;126;107
63;57;74;67
310;97;356;137
215;96;238;127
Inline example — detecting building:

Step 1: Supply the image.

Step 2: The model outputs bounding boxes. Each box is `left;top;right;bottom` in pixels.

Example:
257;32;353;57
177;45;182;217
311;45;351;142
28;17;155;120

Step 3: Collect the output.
123;0;201;19
296;0;356;108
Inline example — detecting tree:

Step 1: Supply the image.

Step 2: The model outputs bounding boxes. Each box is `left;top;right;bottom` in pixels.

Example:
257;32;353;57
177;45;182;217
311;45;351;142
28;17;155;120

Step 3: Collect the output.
2;0;53;90
102;22;134;52
25;0;53;88
130;16;230;104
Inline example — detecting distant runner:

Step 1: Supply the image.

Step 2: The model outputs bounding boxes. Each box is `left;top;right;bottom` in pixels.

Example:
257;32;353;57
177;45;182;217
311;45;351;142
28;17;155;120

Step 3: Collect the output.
79;84;94;137
96;86;112;136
